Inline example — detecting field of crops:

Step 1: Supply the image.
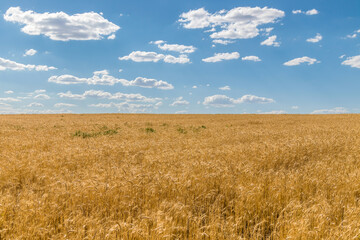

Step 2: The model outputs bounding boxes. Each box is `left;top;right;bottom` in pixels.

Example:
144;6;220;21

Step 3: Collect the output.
1;114;360;239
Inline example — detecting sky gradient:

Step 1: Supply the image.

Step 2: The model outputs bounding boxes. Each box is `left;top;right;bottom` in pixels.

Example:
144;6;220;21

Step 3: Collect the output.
0;0;359;114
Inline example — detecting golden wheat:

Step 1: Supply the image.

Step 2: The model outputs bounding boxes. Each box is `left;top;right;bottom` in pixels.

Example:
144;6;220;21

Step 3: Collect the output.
1;114;360;239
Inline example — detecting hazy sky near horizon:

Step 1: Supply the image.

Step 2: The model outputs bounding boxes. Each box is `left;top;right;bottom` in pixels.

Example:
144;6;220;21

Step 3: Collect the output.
0;0;359;114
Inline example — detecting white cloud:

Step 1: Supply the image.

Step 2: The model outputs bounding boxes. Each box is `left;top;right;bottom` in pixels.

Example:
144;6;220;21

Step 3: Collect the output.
306;9;319;15
0;57;56;71
163;54;190;64
341;55;360;69
203;94;274;107
345;28;360;39
107;34;116;40
175;110;188;114
262;110;287;114
242;56;261;62
57;91;85;100
239;95;275;104
0;108;72;114
219;86;231;91
128;77;174;90
212;39;235;45
119;51;164;62
261;35;280;47
203;95;235;107
292;10;302;14
27;102;44;107
0;97;20;102
291;106;299;110
4;90;14;94
339;55;346;59
261;27;274;36
170;97;190;106
119;51;190;64
54;103;76;108
306;33;322;43
150;40;196;53
33;89;46;94
4;7;120;41
292;9;319;15
0;103;12;108
179;7;284;40
89;102;156;113
192;85;197;89
311;107;348;114
34;94;50;100
23;49;37;56
346;34;357;39
58;90;161;103
49;70;174;89
202;52;240;62
283;56;319;66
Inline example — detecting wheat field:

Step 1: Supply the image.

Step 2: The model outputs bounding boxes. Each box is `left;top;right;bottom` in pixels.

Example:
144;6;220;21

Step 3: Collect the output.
1;114;360;239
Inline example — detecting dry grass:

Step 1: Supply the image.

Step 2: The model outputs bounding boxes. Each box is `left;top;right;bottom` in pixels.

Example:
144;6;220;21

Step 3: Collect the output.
1;114;360;239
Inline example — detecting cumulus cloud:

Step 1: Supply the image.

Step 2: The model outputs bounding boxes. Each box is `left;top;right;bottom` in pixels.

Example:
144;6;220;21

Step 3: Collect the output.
4;90;14;94
306;33;322;43
341;55;360;69
219;86;231;91
163;54;190;64
31;89;46;95
34;94;50;100
311;107;348;114
203;95;235;107
261;35;280;47
107;34;116;40
242;56;261;62
0;103;12;109
27;102;44;107
89;102;156;113
283;56;319;66
49;70;173;89
203;94;274;107
57;91;85;100
261;27;274;36
202;52;240;62
0;97;21;102
212;39;235;45
4;7;120;41
292;9;319;15
23;49;37;56
170;97;190;106
0;57;56;71
179;7;284;40
58;90;161;103
54;103;76;108
306;9;319;15
262;110;287;114
119;51;190;64
150;40;196;53
175;110;188;114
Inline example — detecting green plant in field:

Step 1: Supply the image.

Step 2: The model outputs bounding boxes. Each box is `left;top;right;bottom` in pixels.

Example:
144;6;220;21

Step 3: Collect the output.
177;127;187;134
145;127;155;133
102;129;118;135
72;128;118;138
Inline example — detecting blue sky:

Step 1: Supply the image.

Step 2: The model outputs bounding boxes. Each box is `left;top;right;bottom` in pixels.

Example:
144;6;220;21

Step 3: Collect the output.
0;0;359;114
